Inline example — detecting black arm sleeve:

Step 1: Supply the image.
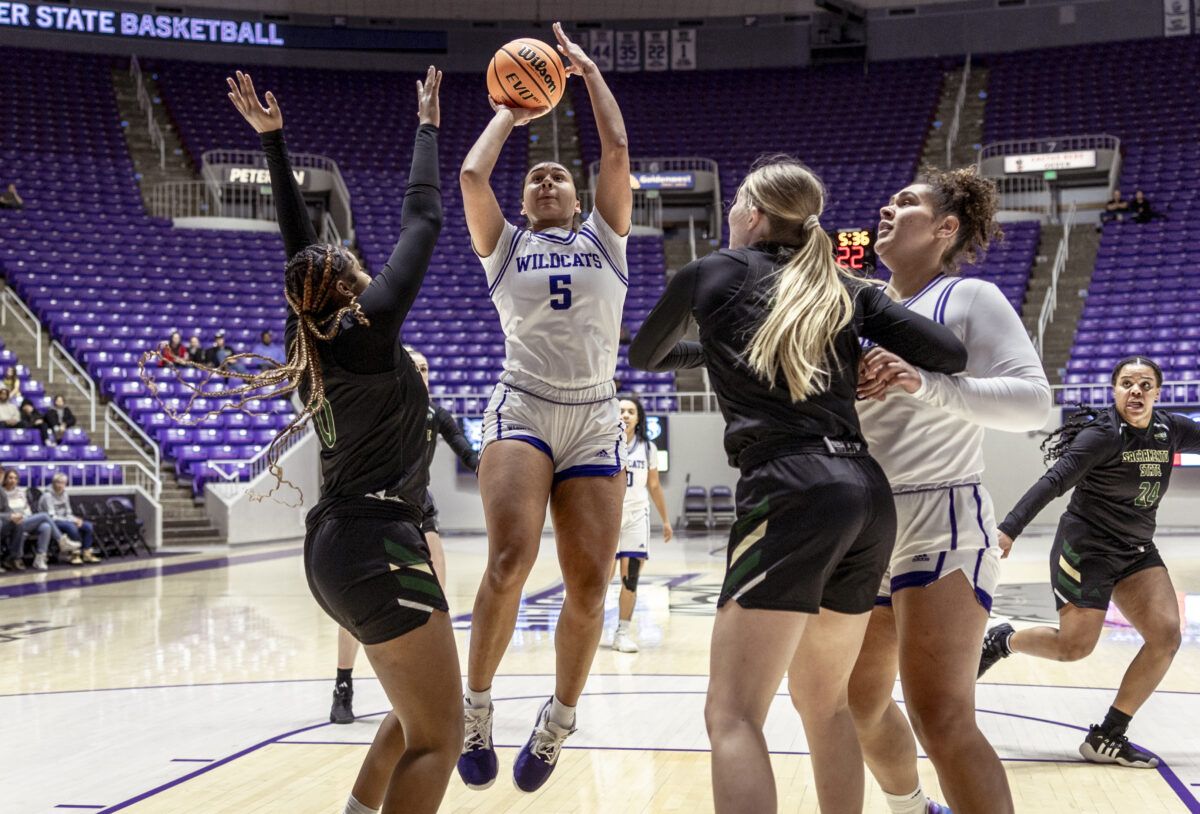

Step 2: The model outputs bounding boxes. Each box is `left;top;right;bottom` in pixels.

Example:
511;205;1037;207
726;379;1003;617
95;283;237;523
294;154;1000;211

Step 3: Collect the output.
998;424;1117;538
1169;412;1200;454
434;406;480;471
260;129;317;261
355;124;443;341
858;285;969;375
629;262;705;371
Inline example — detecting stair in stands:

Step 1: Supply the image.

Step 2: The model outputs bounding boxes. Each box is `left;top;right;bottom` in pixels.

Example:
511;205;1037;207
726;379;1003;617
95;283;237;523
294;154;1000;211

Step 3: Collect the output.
1020;225;1099;385
527;86;585;190
110;63;197;206
920;65;990;172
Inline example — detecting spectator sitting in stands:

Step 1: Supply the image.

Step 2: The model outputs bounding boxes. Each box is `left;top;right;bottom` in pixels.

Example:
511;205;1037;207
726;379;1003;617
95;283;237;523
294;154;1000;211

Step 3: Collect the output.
206;330;246;375
2;366;22;404
1099;188;1128;227
160;331;188;367
0;468;75;571
186;334;205;365
251;329;285;367
44;394;77;444
0;183;23;210
18;401;51;445
0;388;20;427
38;472;100;564
1130;189;1161;223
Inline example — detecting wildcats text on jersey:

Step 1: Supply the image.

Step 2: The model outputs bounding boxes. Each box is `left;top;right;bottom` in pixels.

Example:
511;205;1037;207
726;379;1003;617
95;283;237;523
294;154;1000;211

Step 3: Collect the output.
516;252;604;272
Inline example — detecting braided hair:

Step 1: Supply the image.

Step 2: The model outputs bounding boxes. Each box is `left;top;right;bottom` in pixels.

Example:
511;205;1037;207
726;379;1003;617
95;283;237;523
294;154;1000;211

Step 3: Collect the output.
140;244;368;502
1040;356;1164;463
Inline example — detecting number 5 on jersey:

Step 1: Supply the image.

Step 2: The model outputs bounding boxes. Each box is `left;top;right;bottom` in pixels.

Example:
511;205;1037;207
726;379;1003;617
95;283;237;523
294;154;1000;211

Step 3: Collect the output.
550;274;572;310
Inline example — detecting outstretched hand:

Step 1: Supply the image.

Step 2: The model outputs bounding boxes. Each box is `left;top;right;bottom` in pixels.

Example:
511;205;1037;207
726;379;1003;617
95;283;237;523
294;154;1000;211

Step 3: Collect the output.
553;21;595;77
416;65;442;127
488;96;550;127
226;70;282;133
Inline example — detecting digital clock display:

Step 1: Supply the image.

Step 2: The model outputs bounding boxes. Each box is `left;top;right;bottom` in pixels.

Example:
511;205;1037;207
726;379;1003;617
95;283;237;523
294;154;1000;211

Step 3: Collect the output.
832;228;876;273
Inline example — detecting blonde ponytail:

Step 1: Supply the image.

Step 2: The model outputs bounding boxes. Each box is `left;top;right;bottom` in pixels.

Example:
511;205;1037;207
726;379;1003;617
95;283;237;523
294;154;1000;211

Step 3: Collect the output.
739;159;856;402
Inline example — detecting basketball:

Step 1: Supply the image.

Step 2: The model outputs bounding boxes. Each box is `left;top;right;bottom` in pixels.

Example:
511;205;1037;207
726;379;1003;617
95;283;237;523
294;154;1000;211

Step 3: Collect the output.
487;38;566;110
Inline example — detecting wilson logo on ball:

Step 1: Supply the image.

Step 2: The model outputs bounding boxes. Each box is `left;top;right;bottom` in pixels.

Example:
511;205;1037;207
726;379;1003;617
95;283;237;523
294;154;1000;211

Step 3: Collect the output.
487;38;566;110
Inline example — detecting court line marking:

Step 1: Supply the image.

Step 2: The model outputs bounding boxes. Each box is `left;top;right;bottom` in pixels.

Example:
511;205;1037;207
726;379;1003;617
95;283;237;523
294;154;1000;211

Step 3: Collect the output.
0;546;302;600
83;689;1200;813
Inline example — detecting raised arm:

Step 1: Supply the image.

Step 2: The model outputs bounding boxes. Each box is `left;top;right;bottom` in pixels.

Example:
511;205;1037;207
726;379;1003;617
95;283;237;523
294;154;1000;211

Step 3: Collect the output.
226;71;315;259
553;22;630;235
460;103;546;258
356;67;443;338
629;261;705;371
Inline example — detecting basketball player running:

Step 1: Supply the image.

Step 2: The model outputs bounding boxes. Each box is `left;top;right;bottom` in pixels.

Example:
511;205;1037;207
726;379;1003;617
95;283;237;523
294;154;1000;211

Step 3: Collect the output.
630;156;968;814
330;348;479;725
609;396;673;653
979;357;1197;768
457;22;632;793
227;69;461;814
847;169;1050;814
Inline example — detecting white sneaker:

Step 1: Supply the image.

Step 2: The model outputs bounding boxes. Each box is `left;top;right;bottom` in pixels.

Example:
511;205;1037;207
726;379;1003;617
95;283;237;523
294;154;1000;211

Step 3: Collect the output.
32;553;48;571
58;536;81;553
612;629;639;653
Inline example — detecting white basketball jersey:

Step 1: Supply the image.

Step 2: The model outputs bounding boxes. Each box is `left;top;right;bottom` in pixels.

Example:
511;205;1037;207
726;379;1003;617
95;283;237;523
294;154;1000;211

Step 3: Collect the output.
481;210;629;390
622;438;658;517
857;276;1050;491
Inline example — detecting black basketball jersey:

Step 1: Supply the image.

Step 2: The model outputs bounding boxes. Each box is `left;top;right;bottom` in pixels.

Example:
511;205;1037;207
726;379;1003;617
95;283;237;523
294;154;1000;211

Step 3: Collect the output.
1000;406;1200;546
629;244;968;468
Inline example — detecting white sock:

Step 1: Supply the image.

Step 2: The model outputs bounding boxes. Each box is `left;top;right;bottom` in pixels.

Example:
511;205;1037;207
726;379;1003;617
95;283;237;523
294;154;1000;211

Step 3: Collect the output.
466;685;491;709
617;620;631;632
883;786;928;814
548;695;576;729
343;794;378;814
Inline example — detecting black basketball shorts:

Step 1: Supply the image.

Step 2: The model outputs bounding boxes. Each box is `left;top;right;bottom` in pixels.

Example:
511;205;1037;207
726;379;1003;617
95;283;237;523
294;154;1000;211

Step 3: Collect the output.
420;489;440;536
718;452;897;615
304;512;448;645
1049;512;1167;611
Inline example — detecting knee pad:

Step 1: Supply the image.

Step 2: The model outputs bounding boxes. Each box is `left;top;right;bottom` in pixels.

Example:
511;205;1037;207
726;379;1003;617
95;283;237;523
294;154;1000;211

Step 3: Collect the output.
621;558;642;593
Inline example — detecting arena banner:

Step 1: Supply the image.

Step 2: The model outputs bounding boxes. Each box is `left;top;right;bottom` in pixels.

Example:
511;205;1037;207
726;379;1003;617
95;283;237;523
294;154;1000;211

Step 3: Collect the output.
643;30;669;71
671;29;697;70
1163;0;1192;36
616;30;640;72
589;29;614;72
630;171;695;190
0;2;448;51
1003;150;1096;174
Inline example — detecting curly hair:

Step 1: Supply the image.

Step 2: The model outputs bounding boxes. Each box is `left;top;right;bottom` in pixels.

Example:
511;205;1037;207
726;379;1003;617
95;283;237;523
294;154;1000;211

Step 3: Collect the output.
918;165;1004;271
1040;356;1164;463
140;244;368;503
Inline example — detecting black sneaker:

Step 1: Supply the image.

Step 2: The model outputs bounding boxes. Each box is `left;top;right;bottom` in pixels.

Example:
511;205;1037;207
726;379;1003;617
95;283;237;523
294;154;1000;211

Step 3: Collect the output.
1079;725;1159;768
977;623;1015;678
330;684;355;724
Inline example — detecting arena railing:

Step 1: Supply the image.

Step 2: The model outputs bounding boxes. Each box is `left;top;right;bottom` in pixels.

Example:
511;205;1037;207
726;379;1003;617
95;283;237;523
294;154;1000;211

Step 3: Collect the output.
200;149;353;215
146;180;224;220
944;55;972;169
20;458;162;500
129;56;167;171
1052;382;1200;408
1033;201;1077;358
978;134;1121;162
48;340;98;433
204;426;312;500
0;288;43;367
588;157;721;237
103;402;161;474
578;189;664;231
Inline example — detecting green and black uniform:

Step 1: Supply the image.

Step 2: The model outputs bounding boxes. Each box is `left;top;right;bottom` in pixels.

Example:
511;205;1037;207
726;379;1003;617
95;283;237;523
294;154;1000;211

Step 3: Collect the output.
264;124;446;644
419;404;480;534
629;244;968;614
999;406;1200;610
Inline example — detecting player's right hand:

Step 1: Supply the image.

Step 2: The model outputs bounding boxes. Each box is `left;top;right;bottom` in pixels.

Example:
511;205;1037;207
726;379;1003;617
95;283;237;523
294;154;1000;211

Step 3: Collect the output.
998;531;1014;559
489;97;550;127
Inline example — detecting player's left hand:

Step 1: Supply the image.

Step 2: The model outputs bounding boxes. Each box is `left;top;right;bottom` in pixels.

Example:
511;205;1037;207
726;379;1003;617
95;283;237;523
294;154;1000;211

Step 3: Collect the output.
554;22;596;77
663;522;674;543
998;531;1014;559
857;347;923;401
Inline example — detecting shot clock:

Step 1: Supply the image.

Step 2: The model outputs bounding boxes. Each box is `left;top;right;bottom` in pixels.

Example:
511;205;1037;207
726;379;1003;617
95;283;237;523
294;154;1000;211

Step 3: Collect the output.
831;227;876;274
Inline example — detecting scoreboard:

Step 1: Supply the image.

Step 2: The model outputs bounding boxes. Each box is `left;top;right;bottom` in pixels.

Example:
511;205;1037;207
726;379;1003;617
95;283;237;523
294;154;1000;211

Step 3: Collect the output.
831;228;876;274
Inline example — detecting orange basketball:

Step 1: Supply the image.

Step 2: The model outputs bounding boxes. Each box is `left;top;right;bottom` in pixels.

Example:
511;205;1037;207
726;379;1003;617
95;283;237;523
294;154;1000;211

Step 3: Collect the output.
487;38;566;110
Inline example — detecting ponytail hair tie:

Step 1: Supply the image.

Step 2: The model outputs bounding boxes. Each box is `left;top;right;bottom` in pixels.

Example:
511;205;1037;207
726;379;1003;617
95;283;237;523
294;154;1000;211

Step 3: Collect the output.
804;214;821;232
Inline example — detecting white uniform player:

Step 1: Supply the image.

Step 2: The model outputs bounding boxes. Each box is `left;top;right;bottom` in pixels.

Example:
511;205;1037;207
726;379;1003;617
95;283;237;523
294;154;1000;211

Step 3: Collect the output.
480;209;628;482
857;274;1051;610
617;438;658;559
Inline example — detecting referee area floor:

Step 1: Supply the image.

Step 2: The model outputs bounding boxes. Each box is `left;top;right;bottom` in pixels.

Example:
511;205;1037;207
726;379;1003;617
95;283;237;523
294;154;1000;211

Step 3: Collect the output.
2;530;1198;813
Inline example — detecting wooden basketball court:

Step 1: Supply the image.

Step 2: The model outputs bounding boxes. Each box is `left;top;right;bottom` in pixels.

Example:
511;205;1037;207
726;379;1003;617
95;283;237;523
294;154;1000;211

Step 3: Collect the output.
4;530;1198;812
